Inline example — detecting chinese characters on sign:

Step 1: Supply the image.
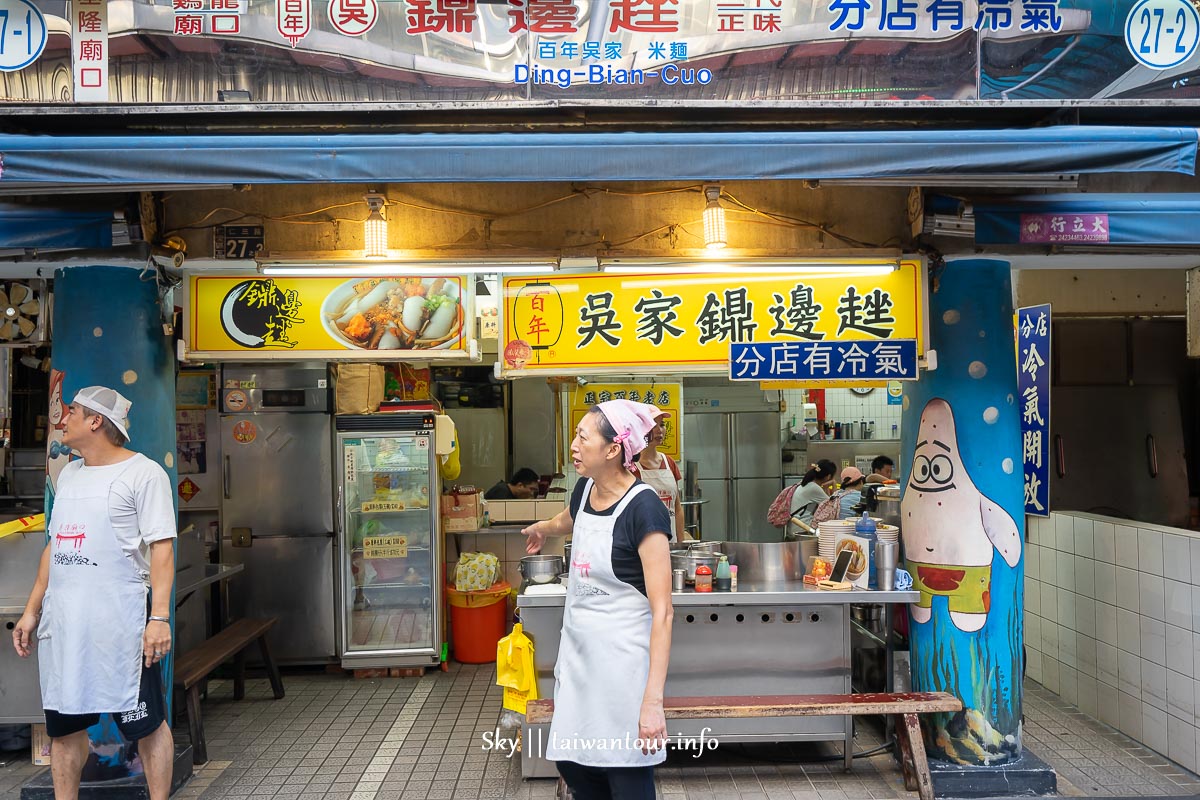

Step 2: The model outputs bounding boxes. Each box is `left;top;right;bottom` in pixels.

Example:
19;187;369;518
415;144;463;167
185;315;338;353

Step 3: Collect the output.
173;0;245;36
827;0;1062;33
0;0;48;73
329;0;379;35
729;340;918;382
214;225;265;259
277;0;312;47
1018;303;1051;516
502;262;926;375
1019;213;1110;244
70;0;106;99
363;535;409;559
568;382;682;458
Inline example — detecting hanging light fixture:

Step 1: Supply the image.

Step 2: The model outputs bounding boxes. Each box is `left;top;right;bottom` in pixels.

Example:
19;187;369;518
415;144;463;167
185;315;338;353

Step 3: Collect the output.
363;193;388;259
702;184;727;250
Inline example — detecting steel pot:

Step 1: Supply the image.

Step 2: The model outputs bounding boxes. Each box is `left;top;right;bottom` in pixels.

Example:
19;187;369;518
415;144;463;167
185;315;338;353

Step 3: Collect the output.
564;542;572;566
520;554;565;584
670;549;721;583
687;541;722;553
722;539;816;583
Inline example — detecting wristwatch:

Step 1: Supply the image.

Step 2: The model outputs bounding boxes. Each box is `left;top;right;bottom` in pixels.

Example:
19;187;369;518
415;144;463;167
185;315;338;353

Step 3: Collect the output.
148;615;171;624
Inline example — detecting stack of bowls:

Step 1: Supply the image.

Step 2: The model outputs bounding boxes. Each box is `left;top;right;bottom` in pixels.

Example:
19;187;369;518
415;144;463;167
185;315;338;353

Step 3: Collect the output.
876;523;900;547
818;519;856;562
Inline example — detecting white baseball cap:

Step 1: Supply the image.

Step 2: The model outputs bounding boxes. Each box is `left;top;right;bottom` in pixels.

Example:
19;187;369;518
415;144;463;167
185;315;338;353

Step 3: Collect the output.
72;386;131;442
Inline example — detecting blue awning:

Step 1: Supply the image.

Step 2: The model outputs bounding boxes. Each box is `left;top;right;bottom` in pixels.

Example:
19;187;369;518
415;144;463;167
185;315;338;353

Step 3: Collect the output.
0;204;113;248
0;126;1194;186
975;193;1200;245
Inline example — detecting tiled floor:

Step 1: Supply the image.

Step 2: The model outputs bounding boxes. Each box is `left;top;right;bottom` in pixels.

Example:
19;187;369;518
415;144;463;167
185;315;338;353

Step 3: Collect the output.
2;672;1199;799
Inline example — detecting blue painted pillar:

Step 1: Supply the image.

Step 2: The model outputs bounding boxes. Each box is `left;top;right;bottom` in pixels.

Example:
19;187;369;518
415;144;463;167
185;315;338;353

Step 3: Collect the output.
45;265;177;780
900;259;1024;765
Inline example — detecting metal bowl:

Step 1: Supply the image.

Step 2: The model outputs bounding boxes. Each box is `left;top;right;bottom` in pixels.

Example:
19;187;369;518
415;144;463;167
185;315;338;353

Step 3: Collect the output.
687;541;722;553
670;549;721;583
520;554;565;584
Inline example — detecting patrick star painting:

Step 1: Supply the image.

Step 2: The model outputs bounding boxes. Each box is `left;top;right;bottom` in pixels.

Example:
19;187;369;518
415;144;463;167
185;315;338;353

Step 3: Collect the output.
903;398;1021;632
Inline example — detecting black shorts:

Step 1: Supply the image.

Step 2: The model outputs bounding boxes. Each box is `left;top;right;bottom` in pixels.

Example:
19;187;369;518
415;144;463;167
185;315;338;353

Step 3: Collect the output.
44;657;167;741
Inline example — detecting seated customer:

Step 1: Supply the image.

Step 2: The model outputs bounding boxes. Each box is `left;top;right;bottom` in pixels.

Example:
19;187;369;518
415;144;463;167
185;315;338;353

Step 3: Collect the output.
867;455;895;484
837;467;867;520
485;468;540;500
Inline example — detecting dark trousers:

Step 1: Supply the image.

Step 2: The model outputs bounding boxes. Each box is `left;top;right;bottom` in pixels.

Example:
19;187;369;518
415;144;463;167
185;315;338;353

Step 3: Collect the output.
557;760;656;800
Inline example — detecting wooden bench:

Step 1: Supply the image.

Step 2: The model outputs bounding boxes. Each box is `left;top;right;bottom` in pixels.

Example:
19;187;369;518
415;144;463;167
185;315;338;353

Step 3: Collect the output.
526;692;962;800
172;617;285;764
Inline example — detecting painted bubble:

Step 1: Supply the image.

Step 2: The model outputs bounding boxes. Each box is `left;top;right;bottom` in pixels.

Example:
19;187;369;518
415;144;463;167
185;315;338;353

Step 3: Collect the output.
902;395;910;411
942;309;961;325
1002;458;1014;474
122;370;138;385
164;452;174;469
968;361;988;379
1007;393;1015;405
92;327;103;337
983;407;999;424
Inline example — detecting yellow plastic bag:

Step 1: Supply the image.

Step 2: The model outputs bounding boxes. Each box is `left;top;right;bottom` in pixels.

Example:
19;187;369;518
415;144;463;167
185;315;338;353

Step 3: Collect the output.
454;552;500;591
496;623;538;715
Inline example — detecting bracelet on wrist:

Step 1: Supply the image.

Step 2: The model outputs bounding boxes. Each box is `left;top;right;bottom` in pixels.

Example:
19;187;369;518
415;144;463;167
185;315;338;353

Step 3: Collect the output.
148;615;171;624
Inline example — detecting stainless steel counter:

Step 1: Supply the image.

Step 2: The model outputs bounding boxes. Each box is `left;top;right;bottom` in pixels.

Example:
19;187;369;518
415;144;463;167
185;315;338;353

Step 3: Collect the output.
517;581;917;778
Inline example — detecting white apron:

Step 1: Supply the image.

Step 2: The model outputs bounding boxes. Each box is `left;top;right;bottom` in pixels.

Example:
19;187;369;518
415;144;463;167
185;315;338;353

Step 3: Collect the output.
38;458;147;715
548;480;666;768
636;454;678;543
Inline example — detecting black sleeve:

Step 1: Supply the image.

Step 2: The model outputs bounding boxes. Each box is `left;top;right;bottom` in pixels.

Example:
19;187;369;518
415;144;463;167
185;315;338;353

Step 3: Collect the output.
569;480;587;519
618;490;672;551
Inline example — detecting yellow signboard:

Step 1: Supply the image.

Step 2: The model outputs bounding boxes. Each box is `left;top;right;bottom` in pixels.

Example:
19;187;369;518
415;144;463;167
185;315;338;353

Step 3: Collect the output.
502;261;925;375
567;382;681;459
363;535;409;559
361;500;410;513
186;274;469;359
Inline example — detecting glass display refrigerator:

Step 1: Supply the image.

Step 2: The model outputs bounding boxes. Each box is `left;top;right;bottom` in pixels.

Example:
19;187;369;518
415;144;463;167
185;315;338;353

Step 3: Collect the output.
334;412;443;670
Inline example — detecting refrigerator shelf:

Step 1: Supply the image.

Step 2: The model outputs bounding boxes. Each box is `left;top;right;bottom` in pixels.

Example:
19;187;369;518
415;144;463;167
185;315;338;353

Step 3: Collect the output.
351;546;431;554
358;466;428;474
357;582;434;590
354;506;431;514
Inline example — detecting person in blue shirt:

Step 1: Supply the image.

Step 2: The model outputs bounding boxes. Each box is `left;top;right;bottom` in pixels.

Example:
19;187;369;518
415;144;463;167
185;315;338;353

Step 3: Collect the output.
837;466;867;520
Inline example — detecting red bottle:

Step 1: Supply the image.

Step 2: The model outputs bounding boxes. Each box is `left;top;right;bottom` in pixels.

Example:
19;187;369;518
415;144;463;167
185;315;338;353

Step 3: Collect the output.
694;565;713;592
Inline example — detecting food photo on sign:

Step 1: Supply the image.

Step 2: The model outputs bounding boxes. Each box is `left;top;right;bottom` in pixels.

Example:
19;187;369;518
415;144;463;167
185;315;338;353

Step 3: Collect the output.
322;277;464;350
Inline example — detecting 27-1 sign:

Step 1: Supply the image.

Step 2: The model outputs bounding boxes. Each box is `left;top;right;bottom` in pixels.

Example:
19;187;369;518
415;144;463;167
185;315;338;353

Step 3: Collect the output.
0;0;48;72
214;225;265;259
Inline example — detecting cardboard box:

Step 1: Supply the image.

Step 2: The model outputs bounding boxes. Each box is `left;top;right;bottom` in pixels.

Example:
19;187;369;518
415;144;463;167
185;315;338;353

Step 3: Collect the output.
32;724;51;766
489;499;566;523
441;490;486;532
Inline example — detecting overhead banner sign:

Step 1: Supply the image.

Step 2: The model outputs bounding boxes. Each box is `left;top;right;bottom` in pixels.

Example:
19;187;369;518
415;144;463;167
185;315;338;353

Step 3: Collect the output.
567;381;681;459
1017;303;1051;517
186;273;472;360
501;260;926;376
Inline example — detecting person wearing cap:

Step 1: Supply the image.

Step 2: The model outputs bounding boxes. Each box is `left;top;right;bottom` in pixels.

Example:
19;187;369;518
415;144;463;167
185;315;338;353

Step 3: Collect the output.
837;466;868;520
523;401;672;799
629;410;685;542
11;386;177;800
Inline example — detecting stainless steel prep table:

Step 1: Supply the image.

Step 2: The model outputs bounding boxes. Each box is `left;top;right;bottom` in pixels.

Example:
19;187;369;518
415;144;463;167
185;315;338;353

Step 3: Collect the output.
517;582;918;778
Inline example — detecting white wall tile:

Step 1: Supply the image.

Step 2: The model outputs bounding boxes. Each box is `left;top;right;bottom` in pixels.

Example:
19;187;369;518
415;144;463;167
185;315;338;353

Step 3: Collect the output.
1141;574;1167;622
1143;705;1169;756
1164;534;1193;584
1095;561;1117;606
1192;586;1200;634
1142;618;1168;667
1097;602;1118;647
1166;579;1192;631
1026;614;1042;656
1116;568;1141;613
1094;521;1117;564
1078;634;1098;678
1043;656;1061;694
1057;551;1076;591
1060;665;1080;706
1026;543;1040;579
1040;546;1057;585
1026;579;1042;617
1168;669;1196;723
1077;596;1097;640
1140;528;1166;576
1116;525;1140;568
1042;583;1058;624
1168;623;1194;678
1075;556;1096;599
1120;691;1143;740
1026;516;1044;547
1169;715;1199;773
1144;661;1168;710
1098;641;1119;687
1027;647;1043;682
1055;514;1075;553
1073;517;1095;559
1098;681;1120;728
1057;588;1076;630
1191;539;1200;586
1118;650;1142;696
1193;632;1200;676
1118;607;1142;655
1042;619;1060;662
1061;627;1079;670
1078;672;1099;719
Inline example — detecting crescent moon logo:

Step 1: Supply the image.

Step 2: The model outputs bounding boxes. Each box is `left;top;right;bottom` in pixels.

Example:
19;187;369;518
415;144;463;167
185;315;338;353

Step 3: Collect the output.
220;281;266;348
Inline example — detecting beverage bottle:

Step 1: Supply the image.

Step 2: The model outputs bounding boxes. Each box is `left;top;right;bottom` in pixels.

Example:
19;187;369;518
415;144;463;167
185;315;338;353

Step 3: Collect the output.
856;511;879;589
694;564;713;592
714;556;732;592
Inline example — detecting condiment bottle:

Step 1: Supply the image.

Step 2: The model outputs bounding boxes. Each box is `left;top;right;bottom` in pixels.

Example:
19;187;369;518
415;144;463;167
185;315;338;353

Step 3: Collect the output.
714;556;732;592
730;564;738;591
856;511;879;589
694;564;713;592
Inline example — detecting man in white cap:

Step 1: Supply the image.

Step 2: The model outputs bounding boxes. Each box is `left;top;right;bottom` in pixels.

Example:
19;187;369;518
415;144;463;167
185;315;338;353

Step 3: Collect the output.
11;386;177;800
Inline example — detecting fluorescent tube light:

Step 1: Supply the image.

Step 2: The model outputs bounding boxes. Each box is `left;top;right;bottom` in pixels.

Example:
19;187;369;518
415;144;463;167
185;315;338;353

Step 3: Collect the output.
258;260;558;276
600;259;899;276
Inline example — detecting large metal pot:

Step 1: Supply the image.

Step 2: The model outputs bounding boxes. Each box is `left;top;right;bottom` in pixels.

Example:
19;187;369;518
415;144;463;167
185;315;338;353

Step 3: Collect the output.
687;541;722;553
670;549;721;583
520;554;565;584
722;539;817;582
867;485;902;529
563;542;572;566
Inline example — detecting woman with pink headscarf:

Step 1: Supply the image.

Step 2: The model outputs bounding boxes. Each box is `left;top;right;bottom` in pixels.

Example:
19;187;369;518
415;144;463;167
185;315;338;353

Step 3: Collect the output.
524;400;673;799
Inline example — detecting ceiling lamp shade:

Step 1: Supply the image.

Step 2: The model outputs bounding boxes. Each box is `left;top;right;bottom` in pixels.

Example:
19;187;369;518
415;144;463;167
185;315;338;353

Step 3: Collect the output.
702;184;726;250
363;193;387;259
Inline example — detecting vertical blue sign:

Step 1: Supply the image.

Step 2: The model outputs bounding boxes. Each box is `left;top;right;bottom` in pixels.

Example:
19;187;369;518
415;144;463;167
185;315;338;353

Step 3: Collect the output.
1017;304;1051;516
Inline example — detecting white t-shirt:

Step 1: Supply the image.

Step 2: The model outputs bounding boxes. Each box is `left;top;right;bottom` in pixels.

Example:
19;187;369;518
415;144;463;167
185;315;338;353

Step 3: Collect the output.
55;453;177;583
789;481;830;524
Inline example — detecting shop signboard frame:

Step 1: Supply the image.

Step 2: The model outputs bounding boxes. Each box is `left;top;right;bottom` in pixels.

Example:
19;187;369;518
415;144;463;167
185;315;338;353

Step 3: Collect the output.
1017;302;1051;517
183;270;476;361
499;259;928;378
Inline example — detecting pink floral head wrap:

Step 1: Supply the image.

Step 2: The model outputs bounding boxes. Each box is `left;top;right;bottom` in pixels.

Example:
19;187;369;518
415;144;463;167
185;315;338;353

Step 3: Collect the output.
595;400;666;471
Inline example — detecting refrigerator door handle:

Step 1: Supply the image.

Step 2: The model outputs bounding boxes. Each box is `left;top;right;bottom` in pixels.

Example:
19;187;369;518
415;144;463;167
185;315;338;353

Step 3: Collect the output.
224;455;231;500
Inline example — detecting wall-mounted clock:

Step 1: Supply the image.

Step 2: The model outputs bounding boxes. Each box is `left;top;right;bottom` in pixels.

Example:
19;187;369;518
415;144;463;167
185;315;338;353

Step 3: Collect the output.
850;386;874;396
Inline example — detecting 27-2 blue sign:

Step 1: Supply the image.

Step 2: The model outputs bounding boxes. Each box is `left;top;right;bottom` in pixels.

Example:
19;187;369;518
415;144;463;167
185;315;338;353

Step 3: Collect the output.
1126;0;1200;70
0;0;47;72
